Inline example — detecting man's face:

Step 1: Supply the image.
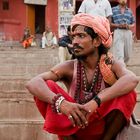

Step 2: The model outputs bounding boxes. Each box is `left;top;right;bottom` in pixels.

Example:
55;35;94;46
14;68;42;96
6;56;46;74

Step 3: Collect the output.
45;26;50;32
119;0;127;6
71;25;96;59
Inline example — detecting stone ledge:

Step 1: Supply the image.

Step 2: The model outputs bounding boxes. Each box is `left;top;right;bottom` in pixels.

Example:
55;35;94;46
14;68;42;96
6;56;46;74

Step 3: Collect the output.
0;98;42;120
0;120;58;140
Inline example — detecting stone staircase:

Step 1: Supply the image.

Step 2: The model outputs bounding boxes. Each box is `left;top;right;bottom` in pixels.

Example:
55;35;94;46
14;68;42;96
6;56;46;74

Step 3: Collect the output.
0;44;58;140
127;41;140;119
0;41;139;140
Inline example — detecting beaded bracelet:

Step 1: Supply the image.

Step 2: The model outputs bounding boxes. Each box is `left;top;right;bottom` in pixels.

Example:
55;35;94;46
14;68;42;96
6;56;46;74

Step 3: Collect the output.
51;94;65;113
55;96;65;113
51;94;62;113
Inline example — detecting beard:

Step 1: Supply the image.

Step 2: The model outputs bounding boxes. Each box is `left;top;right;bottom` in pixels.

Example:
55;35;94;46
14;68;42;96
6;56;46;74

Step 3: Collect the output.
69;43;97;60
75;54;87;61
72;44;86;60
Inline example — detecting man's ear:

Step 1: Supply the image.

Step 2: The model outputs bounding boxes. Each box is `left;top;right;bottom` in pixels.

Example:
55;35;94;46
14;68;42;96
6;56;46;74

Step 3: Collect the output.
92;36;102;48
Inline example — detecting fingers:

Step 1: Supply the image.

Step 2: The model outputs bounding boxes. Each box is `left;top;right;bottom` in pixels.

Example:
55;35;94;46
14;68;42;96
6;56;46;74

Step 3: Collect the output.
75;109;88;128
68;115;76;127
78;104;91;114
68;112;87;128
68;106;89;128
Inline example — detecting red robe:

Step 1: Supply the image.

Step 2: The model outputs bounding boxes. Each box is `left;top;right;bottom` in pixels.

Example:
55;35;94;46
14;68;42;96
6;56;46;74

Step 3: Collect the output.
34;80;136;140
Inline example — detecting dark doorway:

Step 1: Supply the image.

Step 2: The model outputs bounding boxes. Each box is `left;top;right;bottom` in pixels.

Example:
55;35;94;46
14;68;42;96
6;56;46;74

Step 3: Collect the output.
110;2;118;7
75;1;82;14
35;5;45;34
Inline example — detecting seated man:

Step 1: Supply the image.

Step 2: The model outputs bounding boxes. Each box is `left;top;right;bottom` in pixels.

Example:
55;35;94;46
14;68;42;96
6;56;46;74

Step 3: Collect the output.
26;13;139;140
22;27;35;49
41;26;57;49
58;25;74;63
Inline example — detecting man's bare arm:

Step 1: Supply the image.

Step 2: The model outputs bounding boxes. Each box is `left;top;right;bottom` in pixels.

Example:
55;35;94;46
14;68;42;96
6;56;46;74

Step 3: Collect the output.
83;60;139;117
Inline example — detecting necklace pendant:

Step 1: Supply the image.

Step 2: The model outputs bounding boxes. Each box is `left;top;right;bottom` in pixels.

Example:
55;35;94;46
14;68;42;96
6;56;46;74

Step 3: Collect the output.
83;91;94;102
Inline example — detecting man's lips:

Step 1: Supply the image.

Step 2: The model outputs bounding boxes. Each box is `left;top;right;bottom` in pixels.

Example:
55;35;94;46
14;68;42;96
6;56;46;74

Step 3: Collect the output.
67;44;83;54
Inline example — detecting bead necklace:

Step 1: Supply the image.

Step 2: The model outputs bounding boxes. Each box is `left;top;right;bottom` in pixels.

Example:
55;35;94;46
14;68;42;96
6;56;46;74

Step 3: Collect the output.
82;63;99;92
74;61;103;104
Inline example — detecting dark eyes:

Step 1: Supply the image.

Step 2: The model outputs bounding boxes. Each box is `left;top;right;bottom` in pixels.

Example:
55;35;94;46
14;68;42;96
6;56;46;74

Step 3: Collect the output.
71;34;86;40
79;34;85;38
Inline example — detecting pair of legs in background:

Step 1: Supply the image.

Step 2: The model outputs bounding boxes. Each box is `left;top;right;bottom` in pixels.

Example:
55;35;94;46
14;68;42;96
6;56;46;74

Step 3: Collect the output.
58;47;72;63
112;29;133;65
41;36;57;49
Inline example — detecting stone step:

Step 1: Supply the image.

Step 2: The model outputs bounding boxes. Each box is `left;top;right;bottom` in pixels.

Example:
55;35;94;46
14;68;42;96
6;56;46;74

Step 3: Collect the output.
0;44;40;50
0;65;52;76
134;105;140;119
0;92;139;120
0;82;66;119
127;47;140;65
134;94;140;119
0;120;57;140
0;98;42;120
135;77;140;92
133;42;140;47
0;91;30;98
0;62;137;77
0;66;57;77
127;59;140;66
0;48;59;60
127;66;140;76
0;76;139;97
0;78;29;92
0;48;59;59
0;57;58;65
0;57;58;66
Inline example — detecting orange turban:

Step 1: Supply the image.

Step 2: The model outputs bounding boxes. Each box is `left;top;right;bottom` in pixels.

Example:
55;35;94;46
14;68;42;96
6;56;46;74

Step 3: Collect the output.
71;13;112;48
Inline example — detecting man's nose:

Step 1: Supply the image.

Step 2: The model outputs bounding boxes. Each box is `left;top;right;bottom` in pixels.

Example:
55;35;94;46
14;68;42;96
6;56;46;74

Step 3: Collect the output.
72;36;80;44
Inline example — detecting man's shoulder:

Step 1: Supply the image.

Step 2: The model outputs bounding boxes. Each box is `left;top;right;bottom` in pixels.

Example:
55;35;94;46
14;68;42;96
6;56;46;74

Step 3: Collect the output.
101;0;111;5
61;35;69;39
103;0;111;3
112;5;119;10
58;60;75;70
83;0;89;2
81;0;91;4
59;35;70;41
126;7;133;14
112;5;120;14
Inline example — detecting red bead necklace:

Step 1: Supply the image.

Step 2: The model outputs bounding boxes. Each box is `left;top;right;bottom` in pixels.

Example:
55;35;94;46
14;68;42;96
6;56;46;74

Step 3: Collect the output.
74;61;103;104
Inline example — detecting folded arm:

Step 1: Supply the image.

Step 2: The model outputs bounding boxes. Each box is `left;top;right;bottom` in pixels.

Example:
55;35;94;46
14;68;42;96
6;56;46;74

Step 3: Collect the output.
84;60;139;117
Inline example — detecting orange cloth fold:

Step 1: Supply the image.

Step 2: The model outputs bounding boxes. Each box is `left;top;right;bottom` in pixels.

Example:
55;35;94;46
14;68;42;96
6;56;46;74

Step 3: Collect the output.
71;13;112;48
99;53;117;85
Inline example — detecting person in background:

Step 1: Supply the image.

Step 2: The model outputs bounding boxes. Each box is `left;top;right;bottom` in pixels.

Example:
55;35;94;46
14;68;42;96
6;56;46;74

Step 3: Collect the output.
41;26;57;49
22;27;35;49
26;13;138;140
111;0;135;65
78;0;112;22
58;25;74;63
52;32;58;49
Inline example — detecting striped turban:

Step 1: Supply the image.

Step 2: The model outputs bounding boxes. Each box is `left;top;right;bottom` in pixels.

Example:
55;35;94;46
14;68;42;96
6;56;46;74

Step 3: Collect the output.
71;13;112;48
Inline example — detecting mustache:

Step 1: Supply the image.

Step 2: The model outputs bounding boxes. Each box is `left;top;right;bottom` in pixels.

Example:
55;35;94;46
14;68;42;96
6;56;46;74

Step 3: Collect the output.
68;44;83;51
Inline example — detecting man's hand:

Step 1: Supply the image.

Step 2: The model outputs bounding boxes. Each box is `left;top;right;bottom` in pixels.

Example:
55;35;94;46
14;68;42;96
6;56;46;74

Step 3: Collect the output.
118;24;129;29
83;100;98;120
60;100;90;128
